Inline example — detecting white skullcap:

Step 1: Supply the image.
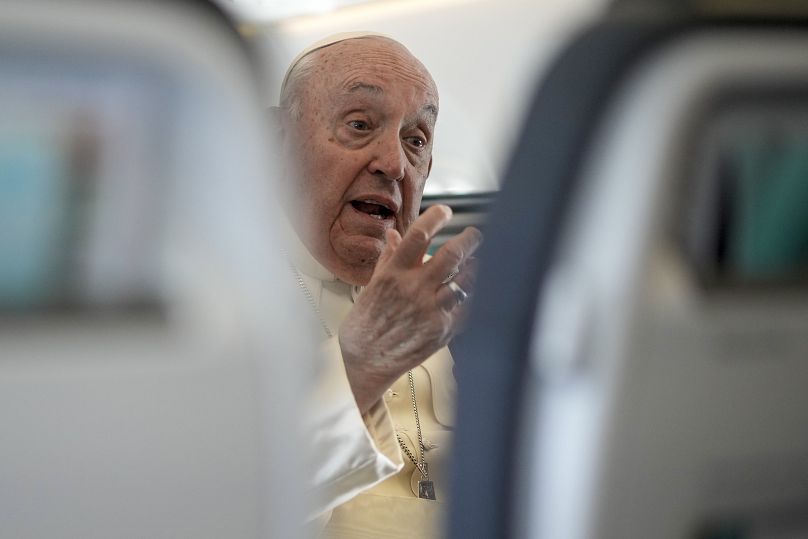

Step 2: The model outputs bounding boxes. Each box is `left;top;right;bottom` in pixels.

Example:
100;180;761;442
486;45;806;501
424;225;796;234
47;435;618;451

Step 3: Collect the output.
279;31;395;99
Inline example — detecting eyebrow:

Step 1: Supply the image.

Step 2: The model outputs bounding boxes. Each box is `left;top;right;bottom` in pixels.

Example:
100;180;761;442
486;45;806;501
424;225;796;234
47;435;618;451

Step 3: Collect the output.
342;81;438;121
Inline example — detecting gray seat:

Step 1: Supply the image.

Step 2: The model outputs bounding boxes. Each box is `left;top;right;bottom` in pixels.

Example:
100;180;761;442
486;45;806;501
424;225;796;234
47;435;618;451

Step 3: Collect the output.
0;2;310;537
451;11;808;539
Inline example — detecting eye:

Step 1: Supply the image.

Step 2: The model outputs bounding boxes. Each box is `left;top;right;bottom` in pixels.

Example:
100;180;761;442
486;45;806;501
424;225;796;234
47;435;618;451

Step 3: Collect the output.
348;119;370;131
406;136;426;149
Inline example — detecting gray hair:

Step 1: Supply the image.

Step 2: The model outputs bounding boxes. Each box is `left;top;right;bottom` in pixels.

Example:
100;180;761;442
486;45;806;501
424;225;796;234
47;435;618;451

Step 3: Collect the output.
279;34;402;121
278;51;319;121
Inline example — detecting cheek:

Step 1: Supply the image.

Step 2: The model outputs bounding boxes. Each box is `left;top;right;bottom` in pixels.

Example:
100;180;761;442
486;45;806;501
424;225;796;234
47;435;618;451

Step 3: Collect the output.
398;197;423;232
401;210;419;232
402;174;428;214
292;167;316;207
296;168;344;231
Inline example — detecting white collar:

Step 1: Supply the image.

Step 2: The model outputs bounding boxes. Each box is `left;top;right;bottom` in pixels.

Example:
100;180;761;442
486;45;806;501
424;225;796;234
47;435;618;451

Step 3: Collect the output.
281;217;337;282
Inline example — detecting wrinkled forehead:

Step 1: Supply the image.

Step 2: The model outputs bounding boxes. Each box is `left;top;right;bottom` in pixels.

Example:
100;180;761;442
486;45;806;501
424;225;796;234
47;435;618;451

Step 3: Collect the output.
308;38;438;112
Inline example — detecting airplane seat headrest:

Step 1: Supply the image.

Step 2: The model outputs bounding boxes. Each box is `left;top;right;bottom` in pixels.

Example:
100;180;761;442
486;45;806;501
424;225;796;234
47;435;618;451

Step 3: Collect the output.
450;12;808;539
0;2;309;538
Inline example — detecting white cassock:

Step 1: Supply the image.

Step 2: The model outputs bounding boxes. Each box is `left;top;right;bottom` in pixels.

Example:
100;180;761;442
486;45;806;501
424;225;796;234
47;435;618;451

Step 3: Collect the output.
287;230;456;539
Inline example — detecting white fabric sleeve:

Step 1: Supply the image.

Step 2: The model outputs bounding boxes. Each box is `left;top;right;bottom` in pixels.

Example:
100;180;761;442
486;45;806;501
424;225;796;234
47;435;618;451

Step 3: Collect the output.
302;335;403;521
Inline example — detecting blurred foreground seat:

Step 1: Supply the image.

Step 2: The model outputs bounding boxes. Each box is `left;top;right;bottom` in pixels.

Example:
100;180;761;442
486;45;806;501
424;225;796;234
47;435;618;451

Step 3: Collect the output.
451;8;808;539
0;2;309;538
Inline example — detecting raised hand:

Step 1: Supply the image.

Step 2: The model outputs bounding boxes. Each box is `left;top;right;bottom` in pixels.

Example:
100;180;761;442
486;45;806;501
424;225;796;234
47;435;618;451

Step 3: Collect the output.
339;205;482;413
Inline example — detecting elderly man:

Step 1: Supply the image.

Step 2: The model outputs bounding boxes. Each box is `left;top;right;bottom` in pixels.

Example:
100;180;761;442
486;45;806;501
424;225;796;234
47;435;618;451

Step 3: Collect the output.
275;32;481;537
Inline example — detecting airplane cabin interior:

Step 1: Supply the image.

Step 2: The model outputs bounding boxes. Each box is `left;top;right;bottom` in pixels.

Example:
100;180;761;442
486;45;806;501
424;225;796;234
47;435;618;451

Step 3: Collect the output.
1;0;807;538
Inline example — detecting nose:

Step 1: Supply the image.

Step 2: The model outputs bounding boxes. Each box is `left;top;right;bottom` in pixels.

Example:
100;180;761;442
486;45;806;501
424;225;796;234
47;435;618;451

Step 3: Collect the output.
368;132;406;181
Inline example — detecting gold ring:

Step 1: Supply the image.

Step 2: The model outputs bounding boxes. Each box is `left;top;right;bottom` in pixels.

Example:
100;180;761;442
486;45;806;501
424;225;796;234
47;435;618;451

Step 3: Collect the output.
446;281;468;305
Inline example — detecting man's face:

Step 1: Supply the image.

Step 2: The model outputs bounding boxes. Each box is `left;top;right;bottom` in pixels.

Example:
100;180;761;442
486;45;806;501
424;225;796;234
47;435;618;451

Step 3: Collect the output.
282;38;438;286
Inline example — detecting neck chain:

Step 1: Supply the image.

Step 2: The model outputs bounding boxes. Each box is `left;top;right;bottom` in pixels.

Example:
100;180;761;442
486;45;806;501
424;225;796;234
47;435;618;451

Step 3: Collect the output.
286;258;436;500
395;370;436;500
287;258;333;339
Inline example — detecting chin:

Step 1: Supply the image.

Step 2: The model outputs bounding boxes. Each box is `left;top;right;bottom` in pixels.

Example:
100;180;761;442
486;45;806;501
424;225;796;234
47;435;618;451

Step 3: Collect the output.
333;242;384;286
328;255;374;285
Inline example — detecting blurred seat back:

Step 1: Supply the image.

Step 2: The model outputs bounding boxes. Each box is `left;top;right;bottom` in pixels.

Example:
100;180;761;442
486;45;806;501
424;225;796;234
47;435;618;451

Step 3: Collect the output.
451;12;808;539
0;2;309;537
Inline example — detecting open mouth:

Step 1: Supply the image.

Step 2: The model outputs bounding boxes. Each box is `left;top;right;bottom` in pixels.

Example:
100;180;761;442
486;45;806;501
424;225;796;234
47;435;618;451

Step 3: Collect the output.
350;199;395;220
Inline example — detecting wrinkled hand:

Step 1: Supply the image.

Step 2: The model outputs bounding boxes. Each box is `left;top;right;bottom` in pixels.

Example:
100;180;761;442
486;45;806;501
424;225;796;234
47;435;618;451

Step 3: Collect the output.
339;205;482;413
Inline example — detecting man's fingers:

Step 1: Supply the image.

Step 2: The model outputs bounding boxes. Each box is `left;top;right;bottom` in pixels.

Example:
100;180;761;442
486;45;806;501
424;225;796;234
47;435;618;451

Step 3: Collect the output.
377;228;402;268
435;282;462;312
450;257;478;295
387;228;402;250
435;255;477;312
391;205;452;268
424;226;482;283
